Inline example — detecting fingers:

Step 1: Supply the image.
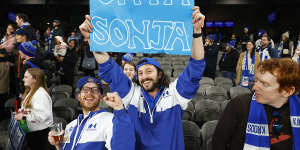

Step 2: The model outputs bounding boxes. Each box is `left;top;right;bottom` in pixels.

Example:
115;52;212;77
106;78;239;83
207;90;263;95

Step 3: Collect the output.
85;15;91;21
192;6;200;11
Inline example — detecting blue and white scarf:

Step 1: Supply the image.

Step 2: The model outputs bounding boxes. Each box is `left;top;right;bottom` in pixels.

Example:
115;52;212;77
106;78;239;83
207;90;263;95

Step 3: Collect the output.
241;51;255;88
257;47;271;61
244;93;300;150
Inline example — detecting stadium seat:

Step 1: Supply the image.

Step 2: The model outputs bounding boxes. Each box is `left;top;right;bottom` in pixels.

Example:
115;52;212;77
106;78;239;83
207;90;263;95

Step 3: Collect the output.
201;120;219;150
229;86;251;99
182;120;202;150
193;99;221;127
206;86;228;102
53;107;76;123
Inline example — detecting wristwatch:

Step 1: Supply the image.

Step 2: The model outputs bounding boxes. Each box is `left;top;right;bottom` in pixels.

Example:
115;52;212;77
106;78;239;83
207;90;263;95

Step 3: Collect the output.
193;33;202;38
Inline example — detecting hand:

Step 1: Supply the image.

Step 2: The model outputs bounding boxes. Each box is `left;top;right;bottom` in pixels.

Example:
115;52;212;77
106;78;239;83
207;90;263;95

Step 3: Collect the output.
283;49;289;55
92;52;110;64
79;15;93;41
192;6;205;33
103;92;124;110
14;112;24;121
57;56;64;62
48;130;64;150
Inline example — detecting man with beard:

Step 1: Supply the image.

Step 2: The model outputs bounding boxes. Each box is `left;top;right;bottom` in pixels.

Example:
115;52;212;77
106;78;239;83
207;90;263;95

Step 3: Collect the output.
257;36;278;61
48;76;135;150
79;6;205;150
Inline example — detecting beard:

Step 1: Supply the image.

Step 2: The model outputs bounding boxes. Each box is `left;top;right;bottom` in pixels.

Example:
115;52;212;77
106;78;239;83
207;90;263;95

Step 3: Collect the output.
79;94;99;112
140;78;160;92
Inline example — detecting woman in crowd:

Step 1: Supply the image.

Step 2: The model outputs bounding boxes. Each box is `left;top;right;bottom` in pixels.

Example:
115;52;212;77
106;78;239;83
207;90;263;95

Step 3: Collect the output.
292;46;300;65
278;31;294;58
236;41;260;89
122;61;136;81
14;68;53;150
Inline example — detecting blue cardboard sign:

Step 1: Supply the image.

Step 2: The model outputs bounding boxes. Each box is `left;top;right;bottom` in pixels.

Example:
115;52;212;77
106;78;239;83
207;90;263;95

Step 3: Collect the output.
90;0;194;55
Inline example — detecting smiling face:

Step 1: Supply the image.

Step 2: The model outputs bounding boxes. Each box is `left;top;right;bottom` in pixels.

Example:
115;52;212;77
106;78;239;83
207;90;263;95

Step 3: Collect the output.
137;64;161;92
16;16;23;27
77;82;103;112
246;41;254;51
123;63;136;80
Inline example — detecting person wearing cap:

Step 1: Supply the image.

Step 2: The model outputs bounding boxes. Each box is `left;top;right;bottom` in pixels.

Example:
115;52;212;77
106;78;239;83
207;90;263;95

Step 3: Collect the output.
19;40;40;69
48;76;135;150
54;36;68;57
16;13;36;41
203;34;219;79
50;19;64;52
278;31;294;58
121;53;134;66
219;43;240;83
79;6;205;150
14;28;30;43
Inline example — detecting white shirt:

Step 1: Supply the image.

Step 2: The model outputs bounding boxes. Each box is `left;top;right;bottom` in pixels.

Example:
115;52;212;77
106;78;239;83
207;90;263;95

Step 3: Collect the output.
21;87;53;132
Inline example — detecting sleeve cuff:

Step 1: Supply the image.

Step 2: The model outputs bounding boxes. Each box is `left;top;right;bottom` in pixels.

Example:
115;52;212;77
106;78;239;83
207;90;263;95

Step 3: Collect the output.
99;56;113;68
113;109;127;116
189;57;205;64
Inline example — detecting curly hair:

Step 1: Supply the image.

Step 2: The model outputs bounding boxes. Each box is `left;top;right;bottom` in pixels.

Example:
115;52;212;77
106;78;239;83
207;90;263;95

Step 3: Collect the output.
257;58;300;93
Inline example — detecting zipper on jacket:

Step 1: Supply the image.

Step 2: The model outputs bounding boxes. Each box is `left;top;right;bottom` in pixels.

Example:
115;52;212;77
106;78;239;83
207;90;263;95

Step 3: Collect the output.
143;94;163;124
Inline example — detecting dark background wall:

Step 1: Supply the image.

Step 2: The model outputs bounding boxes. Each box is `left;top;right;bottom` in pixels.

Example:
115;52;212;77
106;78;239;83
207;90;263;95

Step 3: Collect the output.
1;0;299;41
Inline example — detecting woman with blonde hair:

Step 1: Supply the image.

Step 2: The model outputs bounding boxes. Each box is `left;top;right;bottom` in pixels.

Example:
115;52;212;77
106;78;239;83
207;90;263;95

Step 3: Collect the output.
14;68;53;150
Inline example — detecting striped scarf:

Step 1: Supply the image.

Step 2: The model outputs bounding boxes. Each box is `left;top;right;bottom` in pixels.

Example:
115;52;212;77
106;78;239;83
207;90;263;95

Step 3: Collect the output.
244;93;300;150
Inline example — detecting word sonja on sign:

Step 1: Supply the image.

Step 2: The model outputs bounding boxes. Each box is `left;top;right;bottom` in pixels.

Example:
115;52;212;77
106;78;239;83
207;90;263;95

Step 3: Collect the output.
90;0;194;55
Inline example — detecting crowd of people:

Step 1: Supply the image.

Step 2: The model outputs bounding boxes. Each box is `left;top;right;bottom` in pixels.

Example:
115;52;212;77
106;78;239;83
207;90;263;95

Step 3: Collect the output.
0;5;299;150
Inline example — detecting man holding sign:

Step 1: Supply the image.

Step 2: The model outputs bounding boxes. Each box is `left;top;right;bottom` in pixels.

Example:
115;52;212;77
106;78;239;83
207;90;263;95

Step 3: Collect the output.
80;6;205;150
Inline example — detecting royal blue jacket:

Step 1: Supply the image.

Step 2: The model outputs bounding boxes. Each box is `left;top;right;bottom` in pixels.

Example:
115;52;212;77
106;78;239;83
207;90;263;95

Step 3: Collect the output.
98;57;205;150
61;109;135;150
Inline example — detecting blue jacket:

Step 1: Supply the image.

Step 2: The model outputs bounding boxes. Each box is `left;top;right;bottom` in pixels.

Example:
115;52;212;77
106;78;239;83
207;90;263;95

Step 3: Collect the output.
98;57;205;150
61;109;135;150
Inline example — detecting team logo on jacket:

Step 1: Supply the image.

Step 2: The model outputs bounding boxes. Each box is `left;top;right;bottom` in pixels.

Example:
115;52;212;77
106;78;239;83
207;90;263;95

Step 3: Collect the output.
87;123;97;131
162;91;171;98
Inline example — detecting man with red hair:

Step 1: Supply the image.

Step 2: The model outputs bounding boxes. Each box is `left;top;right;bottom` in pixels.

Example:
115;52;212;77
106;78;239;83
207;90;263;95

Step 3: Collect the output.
213;58;300;150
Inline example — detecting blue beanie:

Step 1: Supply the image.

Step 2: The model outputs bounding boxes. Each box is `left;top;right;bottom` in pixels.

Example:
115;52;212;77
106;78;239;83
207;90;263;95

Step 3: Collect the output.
122;53;134;62
136;58;161;70
19;40;37;57
77;76;103;92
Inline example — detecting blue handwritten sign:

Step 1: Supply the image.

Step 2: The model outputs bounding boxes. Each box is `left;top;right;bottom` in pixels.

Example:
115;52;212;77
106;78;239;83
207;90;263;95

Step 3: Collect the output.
90;0;194;55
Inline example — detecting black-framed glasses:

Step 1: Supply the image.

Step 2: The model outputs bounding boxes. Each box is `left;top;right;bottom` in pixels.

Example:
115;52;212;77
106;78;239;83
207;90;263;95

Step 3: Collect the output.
271;110;283;135
81;87;100;94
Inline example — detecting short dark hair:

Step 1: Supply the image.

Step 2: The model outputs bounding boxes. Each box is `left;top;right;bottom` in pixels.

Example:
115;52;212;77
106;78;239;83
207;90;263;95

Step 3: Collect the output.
16;13;29;22
135;59;170;88
262;35;271;42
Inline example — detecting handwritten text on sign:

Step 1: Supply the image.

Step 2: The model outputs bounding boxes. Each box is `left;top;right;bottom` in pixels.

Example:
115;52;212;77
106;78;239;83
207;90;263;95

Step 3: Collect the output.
90;0;194;55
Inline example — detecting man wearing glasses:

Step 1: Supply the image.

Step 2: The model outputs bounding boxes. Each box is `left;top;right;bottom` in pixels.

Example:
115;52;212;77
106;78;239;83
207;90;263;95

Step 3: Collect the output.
212;58;300;150
79;6;206;150
48;76;135;150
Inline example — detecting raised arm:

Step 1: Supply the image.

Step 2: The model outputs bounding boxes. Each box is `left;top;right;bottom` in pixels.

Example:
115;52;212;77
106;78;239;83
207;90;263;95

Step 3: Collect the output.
191;6;205;60
104;92;135;150
79;15;110;64
79;15;131;98
175;7;206;101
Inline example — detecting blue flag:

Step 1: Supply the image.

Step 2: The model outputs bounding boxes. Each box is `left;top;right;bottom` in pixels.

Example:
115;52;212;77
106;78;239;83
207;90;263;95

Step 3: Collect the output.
90;0;194;55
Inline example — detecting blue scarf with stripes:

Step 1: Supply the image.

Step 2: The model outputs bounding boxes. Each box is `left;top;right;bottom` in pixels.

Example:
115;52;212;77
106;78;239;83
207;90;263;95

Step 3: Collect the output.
244;93;300;150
